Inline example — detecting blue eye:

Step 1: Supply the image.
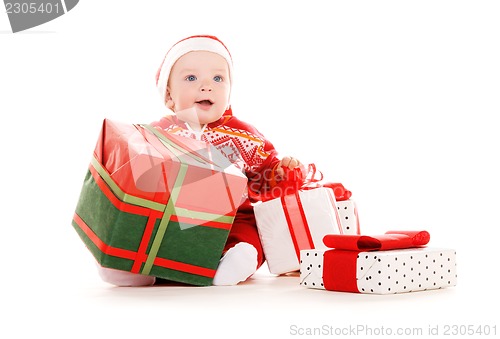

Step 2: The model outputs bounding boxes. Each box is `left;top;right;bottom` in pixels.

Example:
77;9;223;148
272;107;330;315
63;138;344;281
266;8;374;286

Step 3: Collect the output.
214;75;223;82
186;75;197;81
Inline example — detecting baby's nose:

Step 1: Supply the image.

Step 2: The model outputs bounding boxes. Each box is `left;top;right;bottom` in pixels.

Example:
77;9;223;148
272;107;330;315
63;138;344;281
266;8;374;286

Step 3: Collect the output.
200;79;213;91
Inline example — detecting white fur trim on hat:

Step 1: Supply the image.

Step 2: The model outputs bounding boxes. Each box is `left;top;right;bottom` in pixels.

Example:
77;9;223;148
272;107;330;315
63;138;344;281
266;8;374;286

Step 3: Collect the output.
156;35;233;104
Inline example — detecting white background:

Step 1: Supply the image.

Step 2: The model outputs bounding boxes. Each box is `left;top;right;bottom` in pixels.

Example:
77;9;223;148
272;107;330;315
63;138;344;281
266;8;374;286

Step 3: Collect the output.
1;1;499;338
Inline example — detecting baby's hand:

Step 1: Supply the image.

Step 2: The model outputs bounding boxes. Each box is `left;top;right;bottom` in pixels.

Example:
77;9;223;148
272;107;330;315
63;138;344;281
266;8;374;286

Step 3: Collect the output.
275;156;304;179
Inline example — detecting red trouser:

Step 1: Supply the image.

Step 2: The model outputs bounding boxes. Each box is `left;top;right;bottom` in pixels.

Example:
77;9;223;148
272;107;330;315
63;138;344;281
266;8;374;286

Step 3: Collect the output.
223;200;265;268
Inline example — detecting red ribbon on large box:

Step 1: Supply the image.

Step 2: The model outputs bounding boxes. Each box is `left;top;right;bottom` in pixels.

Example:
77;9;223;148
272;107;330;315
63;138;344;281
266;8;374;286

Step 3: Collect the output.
255;165;347;259
322;231;430;292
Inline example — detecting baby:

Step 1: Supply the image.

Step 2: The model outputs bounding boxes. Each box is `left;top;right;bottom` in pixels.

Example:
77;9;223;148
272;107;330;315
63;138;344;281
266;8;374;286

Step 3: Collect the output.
97;35;303;286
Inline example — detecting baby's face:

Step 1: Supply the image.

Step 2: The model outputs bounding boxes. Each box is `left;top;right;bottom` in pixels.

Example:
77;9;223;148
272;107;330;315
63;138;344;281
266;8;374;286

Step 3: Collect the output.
167;51;231;127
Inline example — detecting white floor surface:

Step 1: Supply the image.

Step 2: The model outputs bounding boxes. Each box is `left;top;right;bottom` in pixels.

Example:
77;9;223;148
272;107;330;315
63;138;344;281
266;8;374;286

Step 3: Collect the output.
4;244;495;339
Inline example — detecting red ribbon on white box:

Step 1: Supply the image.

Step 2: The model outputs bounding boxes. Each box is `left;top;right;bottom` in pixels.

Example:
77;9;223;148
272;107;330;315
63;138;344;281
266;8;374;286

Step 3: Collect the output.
253;164;351;260
281;192;315;260
275;165;346;260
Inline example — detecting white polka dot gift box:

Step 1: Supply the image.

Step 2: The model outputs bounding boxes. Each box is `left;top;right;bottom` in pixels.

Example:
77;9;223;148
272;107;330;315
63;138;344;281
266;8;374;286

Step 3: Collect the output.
299;231;457;294
253;166;359;275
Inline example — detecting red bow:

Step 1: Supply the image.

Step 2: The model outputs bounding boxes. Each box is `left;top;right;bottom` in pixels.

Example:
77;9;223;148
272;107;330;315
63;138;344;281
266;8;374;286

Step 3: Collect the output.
323;230;430;251
250;164;352;202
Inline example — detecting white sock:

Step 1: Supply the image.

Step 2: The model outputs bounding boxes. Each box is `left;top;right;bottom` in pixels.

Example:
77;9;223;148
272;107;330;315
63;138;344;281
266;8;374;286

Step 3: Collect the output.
212;242;258;286
97;264;156;287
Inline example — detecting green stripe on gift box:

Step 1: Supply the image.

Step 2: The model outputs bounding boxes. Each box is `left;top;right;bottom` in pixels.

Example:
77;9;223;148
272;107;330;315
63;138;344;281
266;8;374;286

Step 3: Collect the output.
142;162;188;274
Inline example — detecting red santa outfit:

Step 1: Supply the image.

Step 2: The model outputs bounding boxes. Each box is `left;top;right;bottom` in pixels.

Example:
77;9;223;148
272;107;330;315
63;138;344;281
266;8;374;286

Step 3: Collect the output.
151;108;282;269
152;35;287;283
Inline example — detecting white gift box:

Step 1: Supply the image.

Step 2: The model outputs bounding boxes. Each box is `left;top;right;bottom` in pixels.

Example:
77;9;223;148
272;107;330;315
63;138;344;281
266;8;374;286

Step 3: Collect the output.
254;187;359;275
300;247;457;294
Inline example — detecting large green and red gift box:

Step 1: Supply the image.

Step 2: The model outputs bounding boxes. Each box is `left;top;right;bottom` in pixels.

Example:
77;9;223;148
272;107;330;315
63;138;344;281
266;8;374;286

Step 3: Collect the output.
72;119;247;286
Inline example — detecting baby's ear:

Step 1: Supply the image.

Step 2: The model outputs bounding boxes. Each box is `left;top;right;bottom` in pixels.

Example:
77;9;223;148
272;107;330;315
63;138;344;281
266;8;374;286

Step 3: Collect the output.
165;88;174;110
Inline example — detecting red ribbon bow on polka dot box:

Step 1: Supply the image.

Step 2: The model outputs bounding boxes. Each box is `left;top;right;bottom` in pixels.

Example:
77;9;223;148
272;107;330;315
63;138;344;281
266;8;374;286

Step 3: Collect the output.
253;165;360;275
299;231;457;294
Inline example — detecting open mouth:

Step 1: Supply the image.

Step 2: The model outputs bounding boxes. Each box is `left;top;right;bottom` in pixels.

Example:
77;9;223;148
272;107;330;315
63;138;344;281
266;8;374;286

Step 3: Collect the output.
196;100;213;106
195;99;214;111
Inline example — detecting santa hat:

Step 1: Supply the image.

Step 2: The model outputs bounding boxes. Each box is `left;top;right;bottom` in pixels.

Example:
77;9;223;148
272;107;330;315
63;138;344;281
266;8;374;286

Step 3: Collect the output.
156;35;233;104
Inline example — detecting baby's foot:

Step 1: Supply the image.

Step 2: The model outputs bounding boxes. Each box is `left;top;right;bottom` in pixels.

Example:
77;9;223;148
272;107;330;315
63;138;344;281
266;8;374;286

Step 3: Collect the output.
212;242;258;286
97;265;156;287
